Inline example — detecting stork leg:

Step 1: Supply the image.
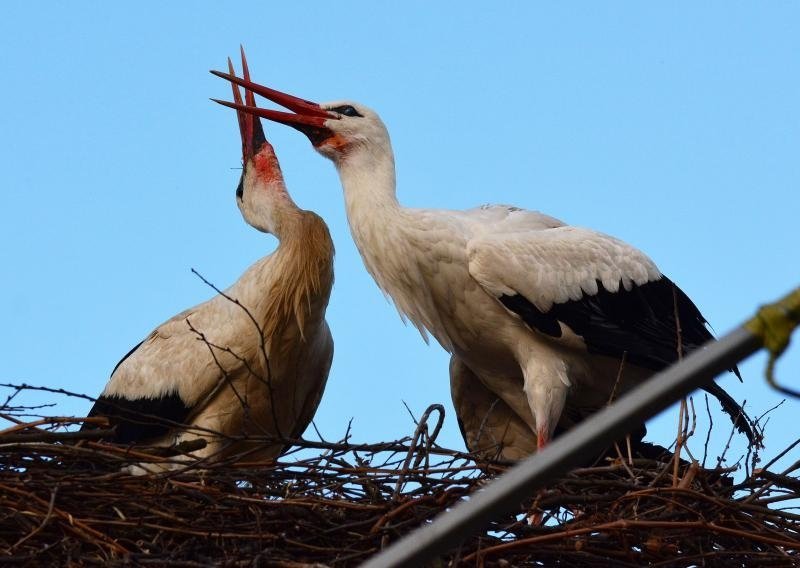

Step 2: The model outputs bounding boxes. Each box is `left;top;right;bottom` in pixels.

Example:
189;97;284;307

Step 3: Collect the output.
536;427;550;450
516;352;570;525
519;354;570;453
529;427;552;526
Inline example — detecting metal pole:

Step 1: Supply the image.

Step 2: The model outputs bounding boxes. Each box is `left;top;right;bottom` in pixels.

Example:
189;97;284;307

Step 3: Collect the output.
362;325;762;568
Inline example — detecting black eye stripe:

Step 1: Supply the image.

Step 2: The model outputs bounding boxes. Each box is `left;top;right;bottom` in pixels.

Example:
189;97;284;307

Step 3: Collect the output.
331;105;361;117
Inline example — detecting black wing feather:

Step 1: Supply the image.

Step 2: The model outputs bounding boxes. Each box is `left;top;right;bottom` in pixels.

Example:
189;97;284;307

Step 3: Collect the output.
83;393;191;443
81;341;192;443
502;276;711;371
501;275;757;444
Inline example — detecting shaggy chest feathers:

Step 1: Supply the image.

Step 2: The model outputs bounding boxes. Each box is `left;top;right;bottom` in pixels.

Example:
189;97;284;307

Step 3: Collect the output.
256;213;334;347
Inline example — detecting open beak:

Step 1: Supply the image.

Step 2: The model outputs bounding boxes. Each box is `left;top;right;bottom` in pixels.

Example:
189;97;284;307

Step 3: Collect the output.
211;59;337;146
228;48;267;163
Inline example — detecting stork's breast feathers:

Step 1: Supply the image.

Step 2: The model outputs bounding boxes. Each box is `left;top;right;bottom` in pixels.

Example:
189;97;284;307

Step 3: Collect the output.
466;226;661;313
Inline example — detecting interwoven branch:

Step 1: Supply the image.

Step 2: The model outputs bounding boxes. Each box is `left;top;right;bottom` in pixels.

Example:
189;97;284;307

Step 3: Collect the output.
1;384;798;567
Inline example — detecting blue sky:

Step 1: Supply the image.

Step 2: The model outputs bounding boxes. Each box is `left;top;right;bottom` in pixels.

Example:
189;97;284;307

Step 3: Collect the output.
1;3;797;467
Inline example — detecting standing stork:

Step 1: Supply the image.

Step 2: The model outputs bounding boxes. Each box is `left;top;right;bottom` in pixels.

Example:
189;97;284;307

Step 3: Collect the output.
84;51;334;463
211;71;758;458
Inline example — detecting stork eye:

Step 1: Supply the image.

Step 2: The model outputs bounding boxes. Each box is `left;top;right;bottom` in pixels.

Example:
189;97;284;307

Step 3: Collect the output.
332;105;361;117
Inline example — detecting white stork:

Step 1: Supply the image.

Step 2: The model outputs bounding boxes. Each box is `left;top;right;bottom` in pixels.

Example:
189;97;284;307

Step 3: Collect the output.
211;72;757;457
84;52;334;463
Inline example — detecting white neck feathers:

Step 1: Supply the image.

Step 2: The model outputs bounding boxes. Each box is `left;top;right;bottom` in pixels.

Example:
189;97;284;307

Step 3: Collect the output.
334;146;454;349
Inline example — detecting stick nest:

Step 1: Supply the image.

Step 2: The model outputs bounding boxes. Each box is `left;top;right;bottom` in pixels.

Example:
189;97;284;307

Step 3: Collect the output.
1;385;798;567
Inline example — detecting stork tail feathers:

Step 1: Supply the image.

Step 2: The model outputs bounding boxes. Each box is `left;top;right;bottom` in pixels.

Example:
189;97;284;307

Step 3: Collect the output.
702;382;761;447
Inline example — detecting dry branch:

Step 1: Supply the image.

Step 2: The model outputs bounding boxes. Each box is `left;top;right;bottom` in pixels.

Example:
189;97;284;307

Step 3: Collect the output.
1;384;798;567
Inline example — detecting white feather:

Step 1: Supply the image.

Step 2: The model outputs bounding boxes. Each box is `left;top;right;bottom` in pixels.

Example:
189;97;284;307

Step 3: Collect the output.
467;225;662;312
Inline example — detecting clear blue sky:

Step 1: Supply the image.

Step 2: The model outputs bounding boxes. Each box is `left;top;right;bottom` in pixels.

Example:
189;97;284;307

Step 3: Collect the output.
1;4;797;467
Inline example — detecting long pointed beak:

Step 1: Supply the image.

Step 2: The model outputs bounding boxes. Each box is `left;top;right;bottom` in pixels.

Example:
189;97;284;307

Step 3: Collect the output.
226;47;286;196
211;63;337;145
228;48;267;162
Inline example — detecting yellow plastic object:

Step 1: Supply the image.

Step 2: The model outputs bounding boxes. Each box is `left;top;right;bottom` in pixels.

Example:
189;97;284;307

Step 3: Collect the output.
745;287;800;397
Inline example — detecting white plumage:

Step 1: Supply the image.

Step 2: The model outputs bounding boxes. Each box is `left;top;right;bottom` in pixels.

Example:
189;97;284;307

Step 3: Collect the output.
213;72;756;459
468;223;661;310
85;53;334;463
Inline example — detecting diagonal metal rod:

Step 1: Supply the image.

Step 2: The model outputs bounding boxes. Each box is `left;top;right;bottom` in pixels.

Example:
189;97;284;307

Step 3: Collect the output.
362;325;763;568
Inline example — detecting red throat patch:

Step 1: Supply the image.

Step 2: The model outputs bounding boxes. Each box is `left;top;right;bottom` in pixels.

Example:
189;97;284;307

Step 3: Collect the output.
252;143;284;185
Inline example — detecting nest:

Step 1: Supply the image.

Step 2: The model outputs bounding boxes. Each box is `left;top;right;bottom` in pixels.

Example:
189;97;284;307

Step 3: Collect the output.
1;384;799;567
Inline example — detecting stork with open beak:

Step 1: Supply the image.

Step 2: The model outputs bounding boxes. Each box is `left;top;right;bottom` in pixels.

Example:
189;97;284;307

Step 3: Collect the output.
84;51;334;464
211;70;758;459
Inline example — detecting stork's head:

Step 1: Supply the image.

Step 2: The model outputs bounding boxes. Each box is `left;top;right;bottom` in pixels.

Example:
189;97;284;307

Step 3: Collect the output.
225;49;295;236
211;69;391;167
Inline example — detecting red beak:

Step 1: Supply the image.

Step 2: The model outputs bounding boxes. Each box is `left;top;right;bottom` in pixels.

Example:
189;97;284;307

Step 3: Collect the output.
228;47;267;163
211;60;337;146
